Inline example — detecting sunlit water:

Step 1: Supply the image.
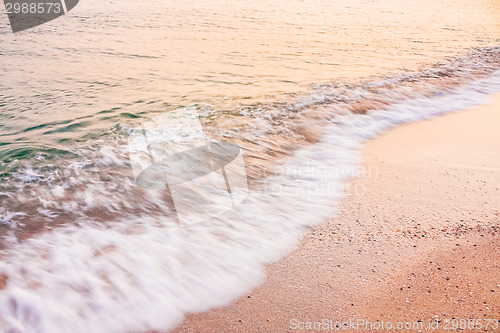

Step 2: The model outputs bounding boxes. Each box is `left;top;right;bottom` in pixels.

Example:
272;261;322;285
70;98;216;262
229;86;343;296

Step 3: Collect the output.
1;0;499;143
0;0;500;332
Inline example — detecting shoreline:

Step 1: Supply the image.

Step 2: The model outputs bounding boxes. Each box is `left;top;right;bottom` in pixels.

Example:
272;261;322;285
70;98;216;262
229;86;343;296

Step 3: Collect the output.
172;92;500;332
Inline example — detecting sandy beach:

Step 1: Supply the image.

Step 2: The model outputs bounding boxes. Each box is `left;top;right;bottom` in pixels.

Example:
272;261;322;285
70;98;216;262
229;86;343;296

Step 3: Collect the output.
173;93;500;332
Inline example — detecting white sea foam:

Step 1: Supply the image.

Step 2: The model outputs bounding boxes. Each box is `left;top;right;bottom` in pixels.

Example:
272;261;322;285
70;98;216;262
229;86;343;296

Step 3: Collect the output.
0;71;500;333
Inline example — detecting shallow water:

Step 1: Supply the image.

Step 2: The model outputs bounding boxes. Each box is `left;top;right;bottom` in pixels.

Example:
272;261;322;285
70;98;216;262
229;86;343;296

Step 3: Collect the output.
0;0;500;332
1;0;499;145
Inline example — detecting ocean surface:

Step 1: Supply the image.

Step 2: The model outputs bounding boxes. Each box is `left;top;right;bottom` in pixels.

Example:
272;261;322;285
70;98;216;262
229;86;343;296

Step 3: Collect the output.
0;0;500;332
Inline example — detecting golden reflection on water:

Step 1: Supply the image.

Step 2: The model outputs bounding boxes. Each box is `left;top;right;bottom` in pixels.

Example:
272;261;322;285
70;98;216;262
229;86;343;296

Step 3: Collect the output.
89;0;500;102
0;0;499;135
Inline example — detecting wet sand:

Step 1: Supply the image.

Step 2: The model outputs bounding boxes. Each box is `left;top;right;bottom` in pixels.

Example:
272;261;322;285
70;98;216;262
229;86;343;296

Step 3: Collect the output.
172;92;500;332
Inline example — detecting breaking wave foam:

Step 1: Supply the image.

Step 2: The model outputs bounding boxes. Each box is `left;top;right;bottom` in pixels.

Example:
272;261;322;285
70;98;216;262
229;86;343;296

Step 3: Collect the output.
0;69;500;332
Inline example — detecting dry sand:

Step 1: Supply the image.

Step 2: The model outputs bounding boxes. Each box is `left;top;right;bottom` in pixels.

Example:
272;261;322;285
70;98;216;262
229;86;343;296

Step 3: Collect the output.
172;93;500;332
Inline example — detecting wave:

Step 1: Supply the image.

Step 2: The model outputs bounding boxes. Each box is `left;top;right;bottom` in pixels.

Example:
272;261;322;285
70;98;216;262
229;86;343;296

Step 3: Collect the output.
0;48;500;332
